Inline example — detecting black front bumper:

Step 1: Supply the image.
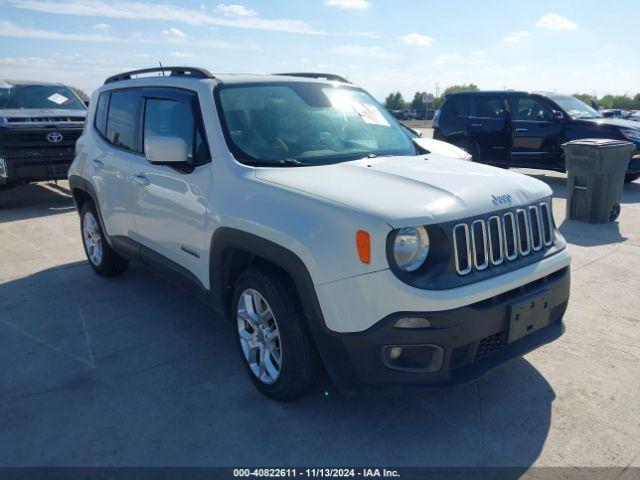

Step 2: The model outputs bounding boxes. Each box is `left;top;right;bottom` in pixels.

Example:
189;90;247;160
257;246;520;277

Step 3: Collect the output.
323;267;570;390
0;148;74;186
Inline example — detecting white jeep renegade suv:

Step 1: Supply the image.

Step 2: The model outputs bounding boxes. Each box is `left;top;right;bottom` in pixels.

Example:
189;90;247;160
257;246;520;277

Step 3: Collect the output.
69;67;571;400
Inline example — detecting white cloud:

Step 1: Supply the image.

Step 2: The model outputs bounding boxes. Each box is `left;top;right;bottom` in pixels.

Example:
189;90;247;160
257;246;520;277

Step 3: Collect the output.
134;53;151;59
535;13;577;31
595;61;613;68
325;0;370;9
0;21;122;42
6;0;329;35
431;51;488;66
0;56;55;67
215;3;257;17
432;52;463;66
161;27;186;38
401;33;435;48
503;30;530;43
169;51;195;58
91;23;110;31
0;21;245;50
328;44;400;59
469;50;488;64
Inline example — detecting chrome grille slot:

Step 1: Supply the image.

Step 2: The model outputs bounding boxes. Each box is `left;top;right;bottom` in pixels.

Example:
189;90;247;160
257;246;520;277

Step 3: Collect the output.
453;224;472;275
529;206;543;251
471;220;489;270
487;216;504;265
502;212;518;261
516;209;531;256
451;200;555;277
540;202;554;246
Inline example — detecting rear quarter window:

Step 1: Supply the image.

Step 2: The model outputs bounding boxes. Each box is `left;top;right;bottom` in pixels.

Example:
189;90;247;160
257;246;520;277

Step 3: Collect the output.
94;92;109;136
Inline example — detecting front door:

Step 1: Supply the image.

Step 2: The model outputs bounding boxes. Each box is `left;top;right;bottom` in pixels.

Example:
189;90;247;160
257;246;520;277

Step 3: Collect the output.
130;87;212;285
468;95;510;164
509;94;563;167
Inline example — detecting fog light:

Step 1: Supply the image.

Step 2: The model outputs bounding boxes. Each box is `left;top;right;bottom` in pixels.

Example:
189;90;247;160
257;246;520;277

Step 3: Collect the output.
389;346;403;360
394;317;431;329
383;344;444;373
0;157;7;178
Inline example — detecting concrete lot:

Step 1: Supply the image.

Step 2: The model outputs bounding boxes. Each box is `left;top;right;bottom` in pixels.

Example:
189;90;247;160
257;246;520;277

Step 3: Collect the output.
1;172;639;470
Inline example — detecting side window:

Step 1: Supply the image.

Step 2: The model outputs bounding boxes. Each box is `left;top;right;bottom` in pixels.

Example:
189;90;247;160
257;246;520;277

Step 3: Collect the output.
513;96;553;122
94;92;109;136
472;96;505;119
143;97;210;165
105;90;140;152
451;96;470;117
442;96;470;119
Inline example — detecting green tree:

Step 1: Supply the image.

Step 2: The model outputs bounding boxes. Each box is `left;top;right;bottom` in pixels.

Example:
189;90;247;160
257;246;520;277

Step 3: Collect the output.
410;91;427;110
442;83;479;96
69;86;89;102
384;91;406;110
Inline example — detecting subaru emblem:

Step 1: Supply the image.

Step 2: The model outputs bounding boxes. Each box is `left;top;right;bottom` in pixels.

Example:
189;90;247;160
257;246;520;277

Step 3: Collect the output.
47;131;63;143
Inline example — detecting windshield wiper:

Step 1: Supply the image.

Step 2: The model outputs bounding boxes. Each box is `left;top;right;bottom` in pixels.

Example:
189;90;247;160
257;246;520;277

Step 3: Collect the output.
278;157;307;167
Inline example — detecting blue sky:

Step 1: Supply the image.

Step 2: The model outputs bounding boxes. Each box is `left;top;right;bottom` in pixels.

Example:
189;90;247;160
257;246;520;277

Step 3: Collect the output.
1;0;638;100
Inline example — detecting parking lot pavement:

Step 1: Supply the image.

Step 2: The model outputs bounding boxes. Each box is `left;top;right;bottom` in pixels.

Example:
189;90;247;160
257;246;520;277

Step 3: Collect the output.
1;177;639;469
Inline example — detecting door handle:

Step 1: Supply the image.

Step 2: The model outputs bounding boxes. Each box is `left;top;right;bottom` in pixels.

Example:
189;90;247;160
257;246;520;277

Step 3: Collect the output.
92;159;104;168
515;128;528;133
132;174;150;186
469;123;483;130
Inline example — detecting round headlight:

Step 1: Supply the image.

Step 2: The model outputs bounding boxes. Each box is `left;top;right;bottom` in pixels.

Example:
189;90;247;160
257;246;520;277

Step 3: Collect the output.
393;226;430;272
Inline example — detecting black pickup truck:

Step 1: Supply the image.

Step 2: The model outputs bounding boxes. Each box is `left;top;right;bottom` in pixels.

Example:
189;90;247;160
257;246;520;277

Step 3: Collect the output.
433;91;640;183
0;80;87;190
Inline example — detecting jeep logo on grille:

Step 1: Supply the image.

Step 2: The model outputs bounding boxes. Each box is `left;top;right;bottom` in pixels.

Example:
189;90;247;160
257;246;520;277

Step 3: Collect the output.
491;194;513;206
47;131;63;143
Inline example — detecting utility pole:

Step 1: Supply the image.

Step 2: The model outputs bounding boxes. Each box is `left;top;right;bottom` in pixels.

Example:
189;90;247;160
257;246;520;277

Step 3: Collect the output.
435;81;440;99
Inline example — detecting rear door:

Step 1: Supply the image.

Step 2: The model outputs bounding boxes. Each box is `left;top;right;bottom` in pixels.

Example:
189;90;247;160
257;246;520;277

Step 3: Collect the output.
468;95;510;164
129;87;212;284
89;89;140;238
509;94;563;166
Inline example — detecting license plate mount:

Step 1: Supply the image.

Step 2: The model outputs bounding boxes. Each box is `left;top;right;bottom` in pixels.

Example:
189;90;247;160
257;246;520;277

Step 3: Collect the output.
508;290;552;344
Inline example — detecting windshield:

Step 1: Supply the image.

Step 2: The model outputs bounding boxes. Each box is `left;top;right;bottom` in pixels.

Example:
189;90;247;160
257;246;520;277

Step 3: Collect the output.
547;94;602;119
217;83;416;166
0;84;86;110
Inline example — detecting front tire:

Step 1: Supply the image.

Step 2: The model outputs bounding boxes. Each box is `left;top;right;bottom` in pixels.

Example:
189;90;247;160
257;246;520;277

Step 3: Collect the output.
233;267;320;401
80;202;129;277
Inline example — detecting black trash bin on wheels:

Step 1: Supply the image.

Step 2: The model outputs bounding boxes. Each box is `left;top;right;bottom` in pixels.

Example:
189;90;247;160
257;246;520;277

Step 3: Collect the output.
563;139;635;223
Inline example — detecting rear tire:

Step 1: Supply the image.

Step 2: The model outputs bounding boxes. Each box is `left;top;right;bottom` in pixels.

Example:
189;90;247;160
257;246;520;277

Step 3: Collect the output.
80;202;129;277
625;173;640;184
233;267;320;401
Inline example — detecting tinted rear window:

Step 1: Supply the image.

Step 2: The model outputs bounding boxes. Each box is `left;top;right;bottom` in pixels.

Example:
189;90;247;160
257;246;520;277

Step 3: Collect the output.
472;96;505;118
449;96;471;116
106;90;140;152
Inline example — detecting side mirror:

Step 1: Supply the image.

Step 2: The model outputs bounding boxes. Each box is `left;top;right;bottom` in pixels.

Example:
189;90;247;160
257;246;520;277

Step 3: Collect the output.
553;110;564;122
144;136;188;164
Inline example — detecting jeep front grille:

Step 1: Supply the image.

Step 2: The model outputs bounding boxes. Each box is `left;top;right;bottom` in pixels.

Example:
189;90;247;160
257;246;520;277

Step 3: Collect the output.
453;200;554;276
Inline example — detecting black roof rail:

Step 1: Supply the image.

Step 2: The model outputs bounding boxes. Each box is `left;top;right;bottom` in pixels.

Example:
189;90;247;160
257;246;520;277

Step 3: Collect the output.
104;66;218;85
274;72;351;84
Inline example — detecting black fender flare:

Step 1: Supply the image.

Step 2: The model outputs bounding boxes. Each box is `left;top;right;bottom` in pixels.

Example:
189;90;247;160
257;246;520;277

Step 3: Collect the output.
209;227;361;392
68;174;113;248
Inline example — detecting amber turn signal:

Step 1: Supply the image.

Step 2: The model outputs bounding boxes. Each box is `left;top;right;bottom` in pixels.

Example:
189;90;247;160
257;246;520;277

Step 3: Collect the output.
356;230;371;264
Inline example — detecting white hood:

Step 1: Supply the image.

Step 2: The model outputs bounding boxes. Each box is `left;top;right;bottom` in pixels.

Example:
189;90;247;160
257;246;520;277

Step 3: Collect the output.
413;137;471;160
255;155;552;227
